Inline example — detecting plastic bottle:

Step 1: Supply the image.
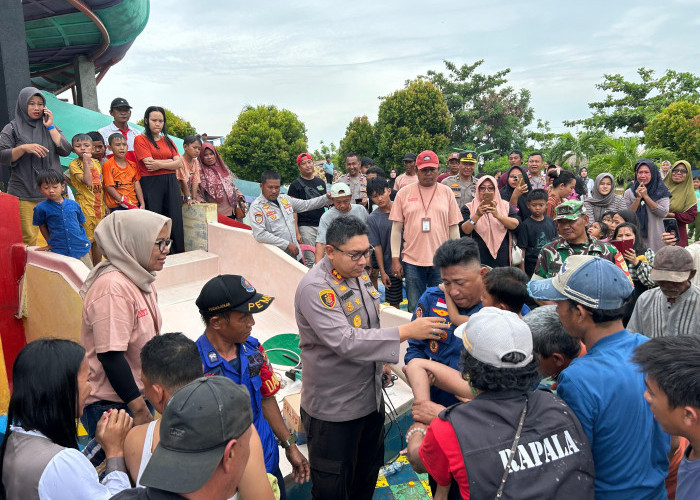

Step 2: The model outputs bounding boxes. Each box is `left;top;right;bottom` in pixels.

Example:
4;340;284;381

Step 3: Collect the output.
405;480;423;499
379;461;403;477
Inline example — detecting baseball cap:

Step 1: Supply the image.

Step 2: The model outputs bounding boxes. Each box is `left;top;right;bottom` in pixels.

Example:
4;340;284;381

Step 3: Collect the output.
403;153;417;162
650;246;695;282
196;275;274;314
330;182;352;198
454;307;533;369
459;151;477;163
527;255;634;309
448;152;460;161
296;152;313;165
109;97;131;110
554;200;586;221
416;150;439;169
140;376;253;493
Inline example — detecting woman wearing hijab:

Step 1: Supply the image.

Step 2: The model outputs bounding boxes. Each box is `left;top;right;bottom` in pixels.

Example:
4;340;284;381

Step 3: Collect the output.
624;159;671;251
80;210;171;439
663;160;697;247
0;87;71;245
583;173;627;223
197;142;246;219
461;175;520;268
500;165;532;220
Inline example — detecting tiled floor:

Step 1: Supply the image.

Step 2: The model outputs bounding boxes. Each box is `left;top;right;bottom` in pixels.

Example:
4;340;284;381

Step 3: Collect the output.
374;455;432;499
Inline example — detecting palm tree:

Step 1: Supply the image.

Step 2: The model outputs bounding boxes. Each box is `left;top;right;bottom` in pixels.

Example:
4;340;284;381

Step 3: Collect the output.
586;136;675;183
547;130;607;168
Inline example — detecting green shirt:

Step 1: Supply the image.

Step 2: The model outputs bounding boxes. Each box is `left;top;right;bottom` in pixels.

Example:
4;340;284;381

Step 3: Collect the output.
532;237;626;280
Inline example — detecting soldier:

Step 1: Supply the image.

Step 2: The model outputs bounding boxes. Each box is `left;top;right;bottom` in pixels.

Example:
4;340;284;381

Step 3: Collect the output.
441;150;477;209
295;216;448;500
249;170;329;261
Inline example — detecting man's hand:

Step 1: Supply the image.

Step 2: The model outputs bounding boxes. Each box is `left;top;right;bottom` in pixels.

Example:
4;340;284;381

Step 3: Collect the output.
37;245;51;252
285;445;310;484
381;271;391;288
412;399;445;425
287;242;300;257
296;231;303;244
391;258;403;279
399;317;448;342
382;364;394;387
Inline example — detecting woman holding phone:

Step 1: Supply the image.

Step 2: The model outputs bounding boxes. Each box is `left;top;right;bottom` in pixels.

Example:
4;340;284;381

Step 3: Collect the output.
663;160;697;247
624;159;670;251
611;222;655;324
461;175;520;268
499;165;531;219
0;87;71;245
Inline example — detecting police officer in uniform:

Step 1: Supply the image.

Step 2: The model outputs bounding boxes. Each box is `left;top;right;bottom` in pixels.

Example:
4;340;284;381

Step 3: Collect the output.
295;216;449;500
196;274;310;500
250;170;330;260
441;150;477;209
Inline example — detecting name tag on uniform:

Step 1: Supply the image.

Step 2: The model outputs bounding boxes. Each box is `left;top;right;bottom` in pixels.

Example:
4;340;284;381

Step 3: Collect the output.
422;217;431;232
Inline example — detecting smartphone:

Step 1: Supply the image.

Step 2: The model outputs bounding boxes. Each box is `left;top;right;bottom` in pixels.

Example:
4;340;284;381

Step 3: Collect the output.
663;218;679;239
611;239;634;255
483;193;493;205
517;176;525;188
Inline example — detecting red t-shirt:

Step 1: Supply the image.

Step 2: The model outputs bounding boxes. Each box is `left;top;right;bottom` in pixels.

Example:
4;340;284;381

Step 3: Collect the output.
419;418;470;498
133;135;179;177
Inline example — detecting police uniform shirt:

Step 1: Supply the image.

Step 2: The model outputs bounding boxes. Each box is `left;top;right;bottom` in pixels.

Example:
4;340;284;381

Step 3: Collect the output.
441;175;476;208
294;256;400;422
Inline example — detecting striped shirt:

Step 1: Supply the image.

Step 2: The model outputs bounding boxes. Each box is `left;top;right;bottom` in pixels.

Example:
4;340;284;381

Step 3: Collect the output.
627;285;700;338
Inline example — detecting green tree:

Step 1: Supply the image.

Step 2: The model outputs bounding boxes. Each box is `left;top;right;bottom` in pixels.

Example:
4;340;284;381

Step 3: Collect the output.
586;136;674;182
645;101;700;164
375;79;450;171
312;140;337;162
219;105;308;183
546;130;607;168
565;68;700;135
423;60;534;153
337;116;377;170
137;107;196;139
528;119;557;151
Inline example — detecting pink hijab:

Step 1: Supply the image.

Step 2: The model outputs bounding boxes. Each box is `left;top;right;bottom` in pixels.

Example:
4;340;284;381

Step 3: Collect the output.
198;143;239;207
466;175;510;259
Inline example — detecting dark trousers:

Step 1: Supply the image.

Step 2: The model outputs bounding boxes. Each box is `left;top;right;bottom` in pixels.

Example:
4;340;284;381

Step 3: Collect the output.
140;174;185;254
301;408;384;500
80;400;154;439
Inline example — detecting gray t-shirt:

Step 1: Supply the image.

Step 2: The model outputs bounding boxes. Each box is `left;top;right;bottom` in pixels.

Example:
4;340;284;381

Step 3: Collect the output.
316;204;368;245
677;445;700;500
367;209;393;271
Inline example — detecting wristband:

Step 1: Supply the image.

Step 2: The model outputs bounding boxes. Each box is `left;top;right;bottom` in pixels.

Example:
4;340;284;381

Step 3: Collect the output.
46;125;56;131
467;218;475;225
405;427;426;442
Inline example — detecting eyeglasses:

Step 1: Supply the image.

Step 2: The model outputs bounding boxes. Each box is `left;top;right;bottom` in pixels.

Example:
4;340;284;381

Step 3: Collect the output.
154;238;173;252
672;168;687;174
478;186;496;192
331;245;374;261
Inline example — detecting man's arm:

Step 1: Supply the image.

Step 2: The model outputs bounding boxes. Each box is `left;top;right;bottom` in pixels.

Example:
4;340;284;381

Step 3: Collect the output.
449;224;460;240
290;193;328;213
250;209;291;250
390;221;404;278
261;397;310;484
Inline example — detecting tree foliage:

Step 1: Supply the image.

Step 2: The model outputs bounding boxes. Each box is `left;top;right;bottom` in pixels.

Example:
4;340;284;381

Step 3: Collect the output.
219;105;308;183
547;130;607;167
423;60;534;154
375;79;450;171
312;140;337;162
337;116;377;168
645;101;700;165
565;68;700;135
137;107;196;139
586;136;675;182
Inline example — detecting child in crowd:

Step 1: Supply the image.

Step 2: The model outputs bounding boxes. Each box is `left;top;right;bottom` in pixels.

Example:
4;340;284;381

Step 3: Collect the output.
517;189;557;277
32;170;92;268
367;178;403;309
601;210;616;228
87;131;106;166
68;133;106;265
177;134;201;206
102;133;144;211
690;175;700;241
587;221;611;241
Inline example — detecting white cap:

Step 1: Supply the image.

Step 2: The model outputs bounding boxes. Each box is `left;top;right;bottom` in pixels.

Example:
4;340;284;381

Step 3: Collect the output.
330;182;351;198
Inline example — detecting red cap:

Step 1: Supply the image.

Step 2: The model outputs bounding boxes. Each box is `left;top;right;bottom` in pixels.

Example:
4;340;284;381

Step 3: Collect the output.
416;150;439;169
448;152;460;160
296;152;313;165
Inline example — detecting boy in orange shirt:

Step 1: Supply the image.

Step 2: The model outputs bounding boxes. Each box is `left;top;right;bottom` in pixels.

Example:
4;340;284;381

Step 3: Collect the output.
103;133;144;211
69;133;106;265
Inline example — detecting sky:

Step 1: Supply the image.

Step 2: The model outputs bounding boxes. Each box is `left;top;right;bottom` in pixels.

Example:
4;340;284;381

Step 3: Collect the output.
81;0;700;151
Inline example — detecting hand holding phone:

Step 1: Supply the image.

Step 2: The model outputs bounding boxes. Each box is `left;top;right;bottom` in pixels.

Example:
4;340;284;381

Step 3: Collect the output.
663;218;679;240
42;108;54;127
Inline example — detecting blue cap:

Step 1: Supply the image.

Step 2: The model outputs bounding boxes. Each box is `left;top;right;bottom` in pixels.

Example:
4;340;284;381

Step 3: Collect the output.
527;255;633;309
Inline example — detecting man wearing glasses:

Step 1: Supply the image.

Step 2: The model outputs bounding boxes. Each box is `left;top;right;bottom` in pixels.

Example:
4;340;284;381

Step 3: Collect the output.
295;216;448;500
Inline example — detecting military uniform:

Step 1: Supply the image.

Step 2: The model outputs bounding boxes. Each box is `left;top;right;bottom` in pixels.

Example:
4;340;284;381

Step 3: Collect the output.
294;256;400;500
441;175;476;209
249;193;328;257
337;172;367;204
532;237;628;280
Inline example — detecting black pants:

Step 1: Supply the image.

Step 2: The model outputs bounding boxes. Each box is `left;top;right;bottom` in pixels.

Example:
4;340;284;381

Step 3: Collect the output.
140;174;185;254
301;408;384;500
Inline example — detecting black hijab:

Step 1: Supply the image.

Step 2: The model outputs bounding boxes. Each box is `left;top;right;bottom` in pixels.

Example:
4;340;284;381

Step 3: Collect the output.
499;166;532;219
632;159;671;238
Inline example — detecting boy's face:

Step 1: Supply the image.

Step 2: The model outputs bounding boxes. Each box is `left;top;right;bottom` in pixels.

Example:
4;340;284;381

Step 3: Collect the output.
39;181;64;202
92;141;105;160
694;178;700;190
110;138;128;159
73;139;93;158
480;288;497;308
528;199;546;218
643;375;685;435
369;188;391;209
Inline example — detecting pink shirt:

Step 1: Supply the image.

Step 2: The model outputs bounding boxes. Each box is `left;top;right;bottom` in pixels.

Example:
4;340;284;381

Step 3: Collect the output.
389;182;462;266
81;271;161;404
394;173;418;190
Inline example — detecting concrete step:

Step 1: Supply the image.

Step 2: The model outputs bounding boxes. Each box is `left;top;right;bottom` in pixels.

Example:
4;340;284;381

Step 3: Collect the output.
155;250;220;290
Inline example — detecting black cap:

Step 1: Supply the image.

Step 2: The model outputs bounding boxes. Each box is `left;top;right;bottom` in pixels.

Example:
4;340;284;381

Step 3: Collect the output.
196;275;274;314
110;97;132;110
403;153;417;162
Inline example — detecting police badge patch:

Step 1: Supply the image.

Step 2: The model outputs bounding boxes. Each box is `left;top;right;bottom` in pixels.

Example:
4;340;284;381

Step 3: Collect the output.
254;212;263;224
430;340;439;353
353;315;362;327
241;277;255;293
319;289;336;309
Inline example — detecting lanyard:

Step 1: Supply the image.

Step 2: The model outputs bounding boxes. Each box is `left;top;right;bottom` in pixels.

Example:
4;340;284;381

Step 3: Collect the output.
418;184;438;216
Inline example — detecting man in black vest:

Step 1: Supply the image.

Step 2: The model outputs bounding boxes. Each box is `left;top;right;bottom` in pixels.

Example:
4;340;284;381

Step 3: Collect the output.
406;307;595;499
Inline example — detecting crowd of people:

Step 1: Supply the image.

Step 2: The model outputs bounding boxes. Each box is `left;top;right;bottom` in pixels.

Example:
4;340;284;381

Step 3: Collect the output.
0;85;699;500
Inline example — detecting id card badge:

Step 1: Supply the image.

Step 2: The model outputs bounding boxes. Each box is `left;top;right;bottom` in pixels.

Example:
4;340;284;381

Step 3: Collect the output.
422;217;431;232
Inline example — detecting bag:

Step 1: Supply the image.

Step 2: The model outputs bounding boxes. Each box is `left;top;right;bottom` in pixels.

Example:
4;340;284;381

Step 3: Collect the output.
510;232;523;266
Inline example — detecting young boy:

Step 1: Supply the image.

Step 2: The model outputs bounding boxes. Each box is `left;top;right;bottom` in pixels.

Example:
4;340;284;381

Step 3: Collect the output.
87;131;106;166
32;170;92;269
518;189;557;277
102;133;144;211
367;177;403;309
69;133;106;265
633;336;700;500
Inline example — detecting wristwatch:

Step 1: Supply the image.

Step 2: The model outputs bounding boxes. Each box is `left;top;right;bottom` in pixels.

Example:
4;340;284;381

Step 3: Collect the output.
279;434;297;449
185;196;192;200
